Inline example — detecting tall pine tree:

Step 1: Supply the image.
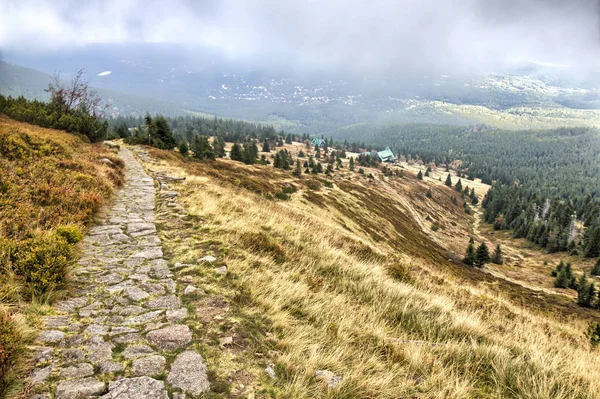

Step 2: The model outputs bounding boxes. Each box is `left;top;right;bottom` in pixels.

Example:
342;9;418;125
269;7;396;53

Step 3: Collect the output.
475;242;490;267
491;244;503;265
463;237;476;266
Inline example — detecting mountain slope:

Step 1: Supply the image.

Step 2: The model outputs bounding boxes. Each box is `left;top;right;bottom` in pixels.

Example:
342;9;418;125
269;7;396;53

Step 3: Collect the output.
133;145;600;398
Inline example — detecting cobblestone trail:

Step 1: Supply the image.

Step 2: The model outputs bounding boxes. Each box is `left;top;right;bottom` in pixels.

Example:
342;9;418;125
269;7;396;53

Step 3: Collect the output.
29;148;209;399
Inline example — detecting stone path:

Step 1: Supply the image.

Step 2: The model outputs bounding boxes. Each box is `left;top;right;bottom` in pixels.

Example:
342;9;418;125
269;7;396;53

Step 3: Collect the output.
29;148;209;399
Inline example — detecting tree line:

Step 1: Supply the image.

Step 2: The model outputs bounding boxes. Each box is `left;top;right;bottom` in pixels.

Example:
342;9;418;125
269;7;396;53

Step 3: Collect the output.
0;70;108;142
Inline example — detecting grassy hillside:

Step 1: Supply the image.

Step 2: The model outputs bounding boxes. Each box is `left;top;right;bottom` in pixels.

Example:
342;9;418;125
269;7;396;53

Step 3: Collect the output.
0;115;124;396
134;145;600;398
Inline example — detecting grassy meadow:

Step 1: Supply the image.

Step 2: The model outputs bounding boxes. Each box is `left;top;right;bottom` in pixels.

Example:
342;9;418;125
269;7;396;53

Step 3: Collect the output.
142;146;600;398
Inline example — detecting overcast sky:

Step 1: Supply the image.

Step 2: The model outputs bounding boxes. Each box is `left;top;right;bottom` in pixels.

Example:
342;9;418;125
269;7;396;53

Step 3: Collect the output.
1;0;599;76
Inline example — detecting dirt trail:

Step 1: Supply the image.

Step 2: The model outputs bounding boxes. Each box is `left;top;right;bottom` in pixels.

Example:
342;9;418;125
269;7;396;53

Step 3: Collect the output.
29;148;209;399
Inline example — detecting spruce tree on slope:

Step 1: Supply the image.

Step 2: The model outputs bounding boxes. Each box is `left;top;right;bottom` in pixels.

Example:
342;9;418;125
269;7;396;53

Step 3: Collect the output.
491;244;503;265
445;173;453;187
475;242;490;267
463;237;476;266
230;143;243;162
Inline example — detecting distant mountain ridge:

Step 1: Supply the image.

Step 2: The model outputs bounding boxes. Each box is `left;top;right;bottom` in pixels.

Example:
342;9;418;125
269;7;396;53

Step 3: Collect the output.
0;61;187;118
2;44;599;133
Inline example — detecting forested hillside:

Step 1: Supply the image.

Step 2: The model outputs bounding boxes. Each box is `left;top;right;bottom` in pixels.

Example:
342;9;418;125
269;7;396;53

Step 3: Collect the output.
107;114;313;145
365;123;600;255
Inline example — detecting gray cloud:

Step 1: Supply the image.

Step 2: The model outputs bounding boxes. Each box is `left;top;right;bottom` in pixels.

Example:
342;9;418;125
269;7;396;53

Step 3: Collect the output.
1;0;599;76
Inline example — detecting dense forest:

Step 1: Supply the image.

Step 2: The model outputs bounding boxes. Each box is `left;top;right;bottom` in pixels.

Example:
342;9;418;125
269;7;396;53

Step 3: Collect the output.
106;114;313;144
366;123;600;255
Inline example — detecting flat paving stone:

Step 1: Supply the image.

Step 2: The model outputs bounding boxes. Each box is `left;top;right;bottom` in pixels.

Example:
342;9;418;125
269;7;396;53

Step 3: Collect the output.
55;377;106;399
125;286;150;301
59;363;94;379
167;351;210;395
146;295;181;309
131;355;166;376
122;345;155;359
146;325;192;350
39;330;65;344
100;377;168;399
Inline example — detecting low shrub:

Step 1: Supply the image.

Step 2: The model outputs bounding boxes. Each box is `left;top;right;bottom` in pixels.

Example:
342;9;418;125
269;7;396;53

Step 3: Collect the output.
56;225;84;244
0;309;22;397
10;232;73;298
274;192;290;201
281;185;297;194
306;180;321;190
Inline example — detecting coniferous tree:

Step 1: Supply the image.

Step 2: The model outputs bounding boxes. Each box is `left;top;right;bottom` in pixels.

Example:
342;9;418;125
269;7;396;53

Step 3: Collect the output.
445;173;453;187
591;259;600;276
566;263;578;289
116;123;130;138
464;237;476;266
242;142;258;164
577;273;596;307
325;163;333;176
491;244;503;265
262;139;271;153
470;188;479;205
475;242;490;267
584;224;600;258
293;159;302;177
417;170;423;180
455;178;463;192
551;260;565;277
190;136;214;160
230;143;243;162
178;141;189;156
555;262;576;289
426;188;433;199
213;136;226;158
349;157;355;171
315;144;321;159
555;268;570;288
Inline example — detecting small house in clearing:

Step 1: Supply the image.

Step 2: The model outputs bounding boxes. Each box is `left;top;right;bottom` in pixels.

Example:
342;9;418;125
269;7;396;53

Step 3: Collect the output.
311;138;325;147
361;147;397;163
377;147;396;163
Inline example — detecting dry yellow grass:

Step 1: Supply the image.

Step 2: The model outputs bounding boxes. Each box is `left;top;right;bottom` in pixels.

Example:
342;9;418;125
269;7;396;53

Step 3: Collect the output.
144;148;600;398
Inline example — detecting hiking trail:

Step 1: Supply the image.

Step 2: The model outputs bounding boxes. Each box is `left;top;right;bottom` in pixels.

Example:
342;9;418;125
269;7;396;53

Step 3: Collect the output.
29;147;209;399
